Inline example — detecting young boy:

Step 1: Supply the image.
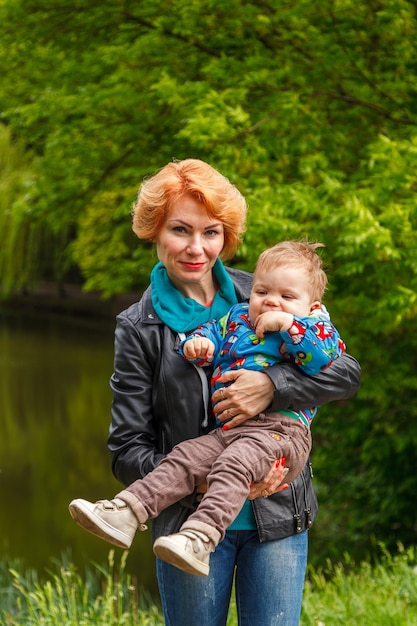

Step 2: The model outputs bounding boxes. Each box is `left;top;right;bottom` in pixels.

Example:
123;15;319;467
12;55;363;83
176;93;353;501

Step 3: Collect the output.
69;240;345;576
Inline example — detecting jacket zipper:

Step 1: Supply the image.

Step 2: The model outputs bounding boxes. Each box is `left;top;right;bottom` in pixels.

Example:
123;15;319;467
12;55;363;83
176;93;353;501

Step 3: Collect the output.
300;464;314;529
178;332;210;428
290;482;303;533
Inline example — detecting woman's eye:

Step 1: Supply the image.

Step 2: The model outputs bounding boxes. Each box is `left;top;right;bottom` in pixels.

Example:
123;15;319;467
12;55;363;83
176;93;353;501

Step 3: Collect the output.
206;229;219;237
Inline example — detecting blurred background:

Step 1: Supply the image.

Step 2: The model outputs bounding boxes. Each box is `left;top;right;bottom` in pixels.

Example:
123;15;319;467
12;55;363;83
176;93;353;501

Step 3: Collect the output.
0;301;158;595
1;0;417;595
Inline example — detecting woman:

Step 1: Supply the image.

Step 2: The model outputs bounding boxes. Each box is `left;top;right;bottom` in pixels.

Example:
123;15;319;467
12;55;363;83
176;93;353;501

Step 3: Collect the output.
107;159;360;625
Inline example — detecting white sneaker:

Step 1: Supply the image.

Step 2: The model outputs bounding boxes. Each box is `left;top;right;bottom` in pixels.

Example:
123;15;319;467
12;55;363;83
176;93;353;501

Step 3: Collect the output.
153;529;214;576
69;498;144;549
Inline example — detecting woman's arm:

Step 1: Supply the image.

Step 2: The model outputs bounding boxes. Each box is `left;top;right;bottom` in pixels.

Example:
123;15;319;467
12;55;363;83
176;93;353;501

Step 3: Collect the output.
267;351;360;410
213;352;360;429
107;314;165;486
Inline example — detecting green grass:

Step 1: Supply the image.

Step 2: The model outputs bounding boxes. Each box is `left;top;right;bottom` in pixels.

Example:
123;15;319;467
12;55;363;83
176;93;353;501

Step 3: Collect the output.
301;545;417;626
1;546;417;625
0;551;162;626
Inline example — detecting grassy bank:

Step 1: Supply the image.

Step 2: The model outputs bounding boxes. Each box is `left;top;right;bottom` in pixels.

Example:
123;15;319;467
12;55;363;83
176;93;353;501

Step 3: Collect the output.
1;546;417;625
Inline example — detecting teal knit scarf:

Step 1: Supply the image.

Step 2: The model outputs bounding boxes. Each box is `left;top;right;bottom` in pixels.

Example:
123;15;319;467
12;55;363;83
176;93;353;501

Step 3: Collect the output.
150;259;238;332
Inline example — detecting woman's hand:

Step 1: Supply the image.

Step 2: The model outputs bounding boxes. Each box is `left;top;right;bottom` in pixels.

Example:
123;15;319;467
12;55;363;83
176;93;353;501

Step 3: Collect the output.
248;458;289;499
212;369;274;429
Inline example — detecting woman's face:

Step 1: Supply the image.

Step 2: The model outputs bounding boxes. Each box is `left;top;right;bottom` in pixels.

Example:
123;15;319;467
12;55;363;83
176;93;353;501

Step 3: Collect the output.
155;194;225;294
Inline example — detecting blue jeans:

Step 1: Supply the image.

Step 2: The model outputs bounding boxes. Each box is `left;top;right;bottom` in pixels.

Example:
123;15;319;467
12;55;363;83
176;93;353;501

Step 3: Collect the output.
156;529;308;626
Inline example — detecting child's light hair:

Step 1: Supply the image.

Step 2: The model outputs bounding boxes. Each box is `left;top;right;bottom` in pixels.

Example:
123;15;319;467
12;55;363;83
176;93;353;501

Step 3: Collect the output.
254;240;328;301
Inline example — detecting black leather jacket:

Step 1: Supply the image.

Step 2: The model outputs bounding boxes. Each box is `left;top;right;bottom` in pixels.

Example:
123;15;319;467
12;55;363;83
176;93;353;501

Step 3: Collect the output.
107;267;361;541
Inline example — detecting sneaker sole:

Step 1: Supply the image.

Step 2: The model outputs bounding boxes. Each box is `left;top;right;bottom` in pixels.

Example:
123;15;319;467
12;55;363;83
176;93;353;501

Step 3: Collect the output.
68;499;132;549
153;536;209;576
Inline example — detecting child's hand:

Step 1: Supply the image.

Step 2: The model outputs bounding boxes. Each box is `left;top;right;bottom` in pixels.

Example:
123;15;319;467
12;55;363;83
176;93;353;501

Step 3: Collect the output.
183;337;215;361
254;311;294;337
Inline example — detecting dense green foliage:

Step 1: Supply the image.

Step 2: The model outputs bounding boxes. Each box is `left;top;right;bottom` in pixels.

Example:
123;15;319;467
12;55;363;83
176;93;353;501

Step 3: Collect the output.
2;547;417;625
1;0;417;564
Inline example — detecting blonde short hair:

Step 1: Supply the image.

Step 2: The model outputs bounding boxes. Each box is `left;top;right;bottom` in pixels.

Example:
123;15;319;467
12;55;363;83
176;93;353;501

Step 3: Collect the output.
254;240;328;301
132;159;247;260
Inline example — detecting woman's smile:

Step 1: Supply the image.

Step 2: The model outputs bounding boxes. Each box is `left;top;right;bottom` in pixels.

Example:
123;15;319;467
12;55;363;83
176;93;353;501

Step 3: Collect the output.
180;261;206;271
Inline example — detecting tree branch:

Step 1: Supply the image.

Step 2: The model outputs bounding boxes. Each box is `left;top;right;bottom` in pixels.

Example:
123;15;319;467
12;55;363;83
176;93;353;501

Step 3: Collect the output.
122;12;221;58
312;90;415;125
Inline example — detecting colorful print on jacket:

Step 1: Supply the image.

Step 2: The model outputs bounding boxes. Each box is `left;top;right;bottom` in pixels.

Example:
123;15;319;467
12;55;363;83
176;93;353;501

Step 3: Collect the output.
179;302;346;426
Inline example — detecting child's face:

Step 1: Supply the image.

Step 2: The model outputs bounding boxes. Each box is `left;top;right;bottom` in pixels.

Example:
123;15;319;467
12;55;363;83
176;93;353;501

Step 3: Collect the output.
249;265;319;324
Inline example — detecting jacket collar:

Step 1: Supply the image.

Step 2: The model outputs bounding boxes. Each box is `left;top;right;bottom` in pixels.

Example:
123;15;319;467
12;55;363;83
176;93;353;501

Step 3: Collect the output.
138;267;253;325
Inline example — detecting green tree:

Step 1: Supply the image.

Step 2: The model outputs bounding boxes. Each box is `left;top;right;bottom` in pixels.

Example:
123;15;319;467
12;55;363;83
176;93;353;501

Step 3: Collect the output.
1;0;415;293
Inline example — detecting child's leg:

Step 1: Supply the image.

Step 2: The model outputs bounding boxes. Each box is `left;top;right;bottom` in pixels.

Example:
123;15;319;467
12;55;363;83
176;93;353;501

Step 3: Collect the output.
153;415;311;577
69;432;224;550
181;414;312;541
117;432;225;520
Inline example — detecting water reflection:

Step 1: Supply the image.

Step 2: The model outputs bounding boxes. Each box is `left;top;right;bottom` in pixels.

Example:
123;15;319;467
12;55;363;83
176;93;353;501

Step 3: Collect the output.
0;308;157;596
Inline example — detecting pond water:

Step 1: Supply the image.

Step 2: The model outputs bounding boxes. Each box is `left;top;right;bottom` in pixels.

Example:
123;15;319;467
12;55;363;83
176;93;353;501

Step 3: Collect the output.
0;306;158;596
